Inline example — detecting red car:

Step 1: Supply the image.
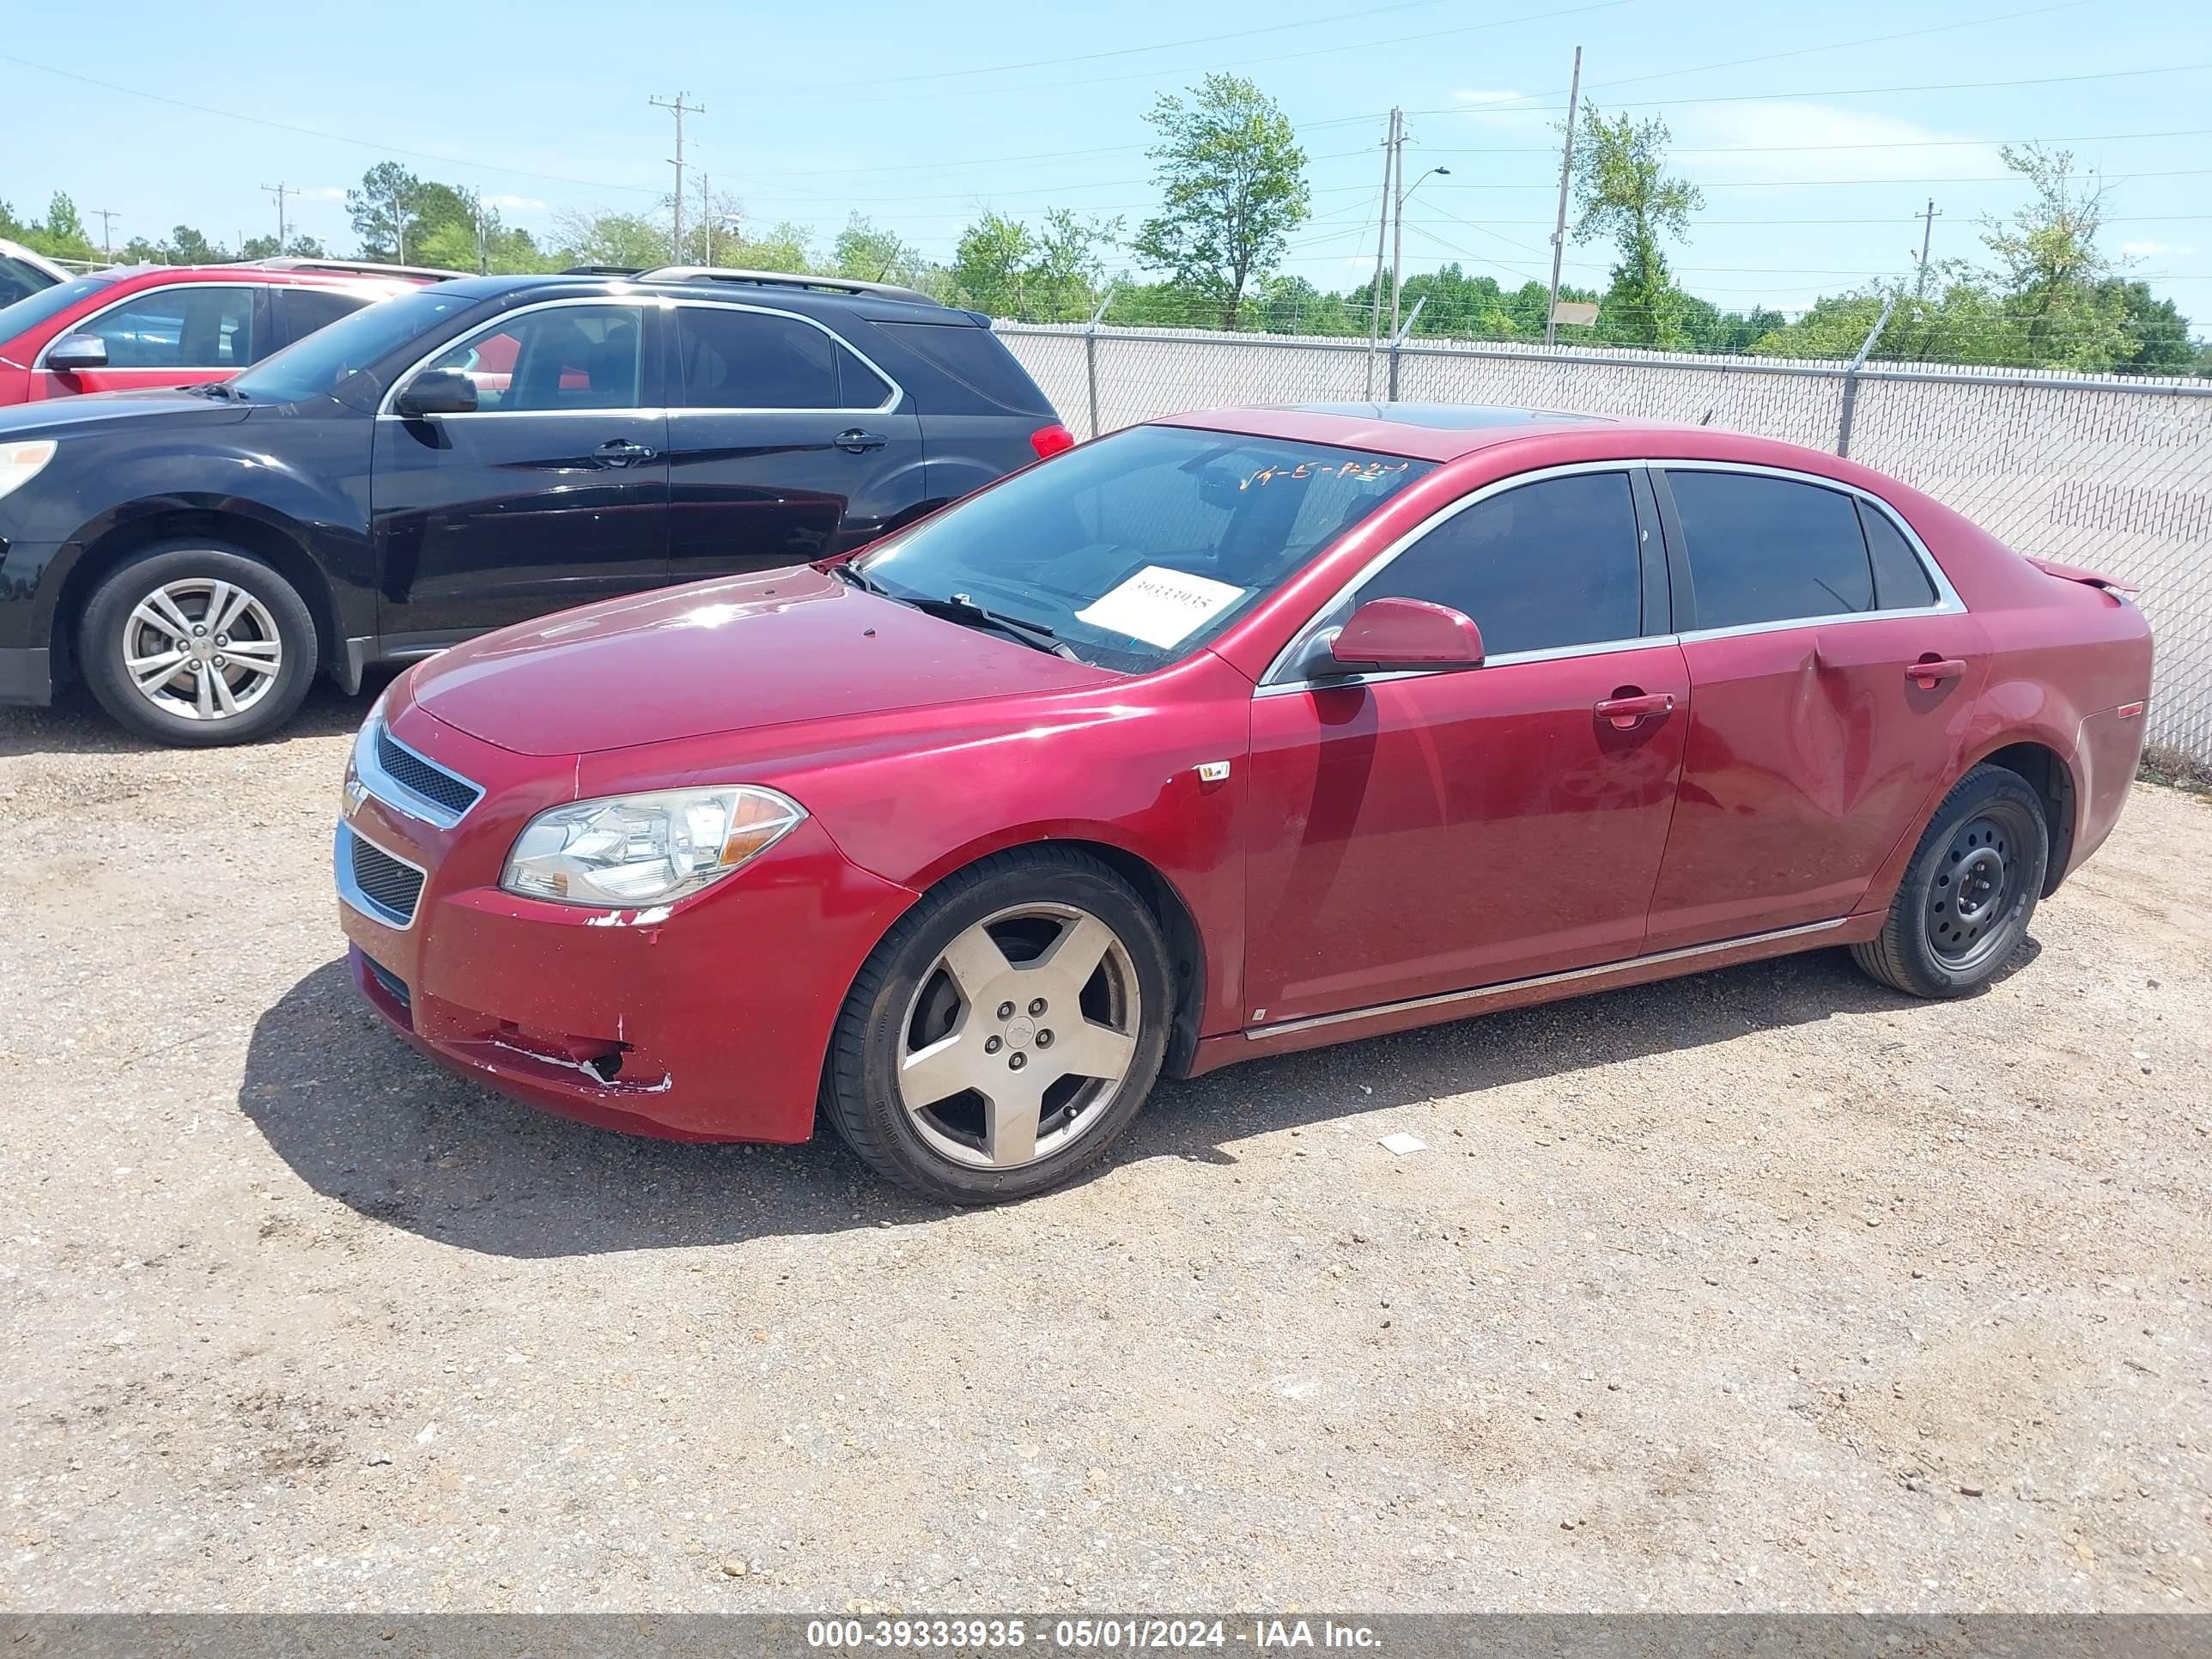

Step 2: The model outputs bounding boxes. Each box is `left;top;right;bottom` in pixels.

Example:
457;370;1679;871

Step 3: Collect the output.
0;258;454;404
334;404;2152;1203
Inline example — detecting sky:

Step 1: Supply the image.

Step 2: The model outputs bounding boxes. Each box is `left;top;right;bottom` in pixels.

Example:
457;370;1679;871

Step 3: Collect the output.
3;0;2208;324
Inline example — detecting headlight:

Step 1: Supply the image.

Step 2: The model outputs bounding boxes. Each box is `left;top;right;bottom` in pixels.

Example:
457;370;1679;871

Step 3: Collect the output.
0;440;57;504
501;786;806;908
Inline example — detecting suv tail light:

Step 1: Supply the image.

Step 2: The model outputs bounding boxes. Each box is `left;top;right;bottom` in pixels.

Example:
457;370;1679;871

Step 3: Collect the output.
1030;422;1075;460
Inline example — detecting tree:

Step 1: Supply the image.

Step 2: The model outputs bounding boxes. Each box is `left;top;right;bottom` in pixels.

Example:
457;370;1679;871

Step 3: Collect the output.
167;225;231;264
0;192;98;262
2105;280;2197;375
550;207;674;270
833;215;925;286
1132;74;1310;331
1979;145;2128;370
1027;210;1117;321
346;163;479;264
1570;111;1702;349
240;233;329;260
950;211;1036;317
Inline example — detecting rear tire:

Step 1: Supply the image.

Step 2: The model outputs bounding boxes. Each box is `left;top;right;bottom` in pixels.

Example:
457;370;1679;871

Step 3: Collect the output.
1850;763;2048;999
79;543;319;746
821;848;1173;1205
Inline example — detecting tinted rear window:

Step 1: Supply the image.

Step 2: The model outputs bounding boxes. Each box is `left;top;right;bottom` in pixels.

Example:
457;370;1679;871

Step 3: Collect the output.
873;319;1053;416
1667;470;1875;629
1857;499;1939;610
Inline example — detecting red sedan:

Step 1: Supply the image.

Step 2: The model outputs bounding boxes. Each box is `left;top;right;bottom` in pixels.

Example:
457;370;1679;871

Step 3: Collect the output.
334;404;2152;1203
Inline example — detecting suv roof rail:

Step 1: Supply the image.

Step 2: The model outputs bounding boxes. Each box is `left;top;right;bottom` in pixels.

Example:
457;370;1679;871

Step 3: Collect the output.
562;264;646;276
638;265;940;307
244;257;472;283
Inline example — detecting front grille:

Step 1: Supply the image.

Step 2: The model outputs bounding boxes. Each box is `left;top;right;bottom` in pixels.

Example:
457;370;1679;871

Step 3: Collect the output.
348;830;426;926
375;726;483;817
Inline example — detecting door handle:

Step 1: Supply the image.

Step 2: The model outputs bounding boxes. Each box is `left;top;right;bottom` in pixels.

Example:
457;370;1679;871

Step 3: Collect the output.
836;428;888;453
594;438;657;466
1905;657;1968;687
1594;690;1674;730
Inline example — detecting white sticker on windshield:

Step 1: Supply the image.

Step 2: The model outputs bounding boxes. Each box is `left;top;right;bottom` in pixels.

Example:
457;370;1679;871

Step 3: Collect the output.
1075;566;1247;649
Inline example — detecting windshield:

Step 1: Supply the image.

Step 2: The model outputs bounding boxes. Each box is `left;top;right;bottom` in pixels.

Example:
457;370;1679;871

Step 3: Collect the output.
0;273;118;350
228;286;477;403
855;425;1435;672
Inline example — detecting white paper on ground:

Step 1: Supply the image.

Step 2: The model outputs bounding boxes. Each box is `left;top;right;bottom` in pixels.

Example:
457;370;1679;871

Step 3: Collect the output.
1377;1132;1427;1156
1075;565;1246;649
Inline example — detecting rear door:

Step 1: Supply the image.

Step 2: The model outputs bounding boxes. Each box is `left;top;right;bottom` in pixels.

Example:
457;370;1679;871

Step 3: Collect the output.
664;301;926;582
33;280;269;398
1243;465;1691;1024
372;298;670;640
1642;464;1989;951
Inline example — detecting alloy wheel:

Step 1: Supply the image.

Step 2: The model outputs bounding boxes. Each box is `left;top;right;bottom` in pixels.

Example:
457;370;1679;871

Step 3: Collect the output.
120;577;284;723
896;902;1142;1170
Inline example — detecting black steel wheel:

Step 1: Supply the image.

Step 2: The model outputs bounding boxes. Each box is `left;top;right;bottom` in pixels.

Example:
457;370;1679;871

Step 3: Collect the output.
1852;763;2049;999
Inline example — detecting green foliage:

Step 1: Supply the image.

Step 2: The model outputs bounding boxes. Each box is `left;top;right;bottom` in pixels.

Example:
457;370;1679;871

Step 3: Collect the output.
833;215;928;289
240;233;329;260
0;192;99;262
948;210;1114;320
1570;111;1703;349
1133;74;1310;330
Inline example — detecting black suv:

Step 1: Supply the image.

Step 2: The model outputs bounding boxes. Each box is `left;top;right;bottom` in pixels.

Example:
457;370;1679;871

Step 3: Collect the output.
0;267;1069;744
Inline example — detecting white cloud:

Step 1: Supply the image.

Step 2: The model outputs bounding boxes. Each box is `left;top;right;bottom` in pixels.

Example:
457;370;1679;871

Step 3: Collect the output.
484;193;547;213
2121;239;2188;258
297;185;348;204
1668;102;1997;185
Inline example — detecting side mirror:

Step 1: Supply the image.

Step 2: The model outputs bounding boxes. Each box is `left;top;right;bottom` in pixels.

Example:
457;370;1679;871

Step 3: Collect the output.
393;368;478;418
1328;597;1485;673
46;332;108;372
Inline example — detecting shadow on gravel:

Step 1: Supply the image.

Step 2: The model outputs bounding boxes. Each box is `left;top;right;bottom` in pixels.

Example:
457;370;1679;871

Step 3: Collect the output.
241;935;2033;1257
0;672;392;758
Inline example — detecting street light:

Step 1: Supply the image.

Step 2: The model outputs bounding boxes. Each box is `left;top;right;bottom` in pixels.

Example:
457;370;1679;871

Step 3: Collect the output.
1391;166;1451;336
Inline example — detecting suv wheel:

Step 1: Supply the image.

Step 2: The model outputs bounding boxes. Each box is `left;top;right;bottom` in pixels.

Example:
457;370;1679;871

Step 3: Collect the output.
79;543;319;746
821;848;1172;1204
1851;763;2050;999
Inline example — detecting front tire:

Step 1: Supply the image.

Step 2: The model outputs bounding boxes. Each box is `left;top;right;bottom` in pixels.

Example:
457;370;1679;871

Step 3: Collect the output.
1851;763;2049;999
79;543;319;746
821;848;1173;1204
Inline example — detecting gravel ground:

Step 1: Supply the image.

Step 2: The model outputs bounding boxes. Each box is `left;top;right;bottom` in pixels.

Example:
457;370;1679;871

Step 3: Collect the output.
3;680;2208;1614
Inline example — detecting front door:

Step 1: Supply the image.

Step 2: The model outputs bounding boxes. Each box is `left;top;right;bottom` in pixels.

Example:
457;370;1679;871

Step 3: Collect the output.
372;301;670;640
34;281;268;399
665;302;926;581
1643;465;1990;951
1243;467;1689;1026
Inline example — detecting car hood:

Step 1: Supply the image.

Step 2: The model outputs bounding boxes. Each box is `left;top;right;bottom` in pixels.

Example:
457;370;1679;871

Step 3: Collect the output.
0;386;253;435
406;564;1121;757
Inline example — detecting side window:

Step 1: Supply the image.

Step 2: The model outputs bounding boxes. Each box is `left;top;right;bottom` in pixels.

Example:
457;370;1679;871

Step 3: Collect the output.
1668;471;1874;629
282;287;374;347
71;286;258;368
425;305;642;412
0;256;53;308
1857;499;1940;611
1351;471;1644;657
676;308;852;409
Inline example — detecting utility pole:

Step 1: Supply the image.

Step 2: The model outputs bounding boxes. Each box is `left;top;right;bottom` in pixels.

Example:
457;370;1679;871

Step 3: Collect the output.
1912;198;1942;299
260;181;295;254
387;178;409;264
471;190;489;275
650;92;702;262
1545;46;1584;349
1391;153;1450;337
700;171;713;264
1365;107;1400;397
93;209;118;261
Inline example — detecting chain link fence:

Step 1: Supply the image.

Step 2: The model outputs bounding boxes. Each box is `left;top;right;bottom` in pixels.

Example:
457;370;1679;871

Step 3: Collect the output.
997;321;2212;763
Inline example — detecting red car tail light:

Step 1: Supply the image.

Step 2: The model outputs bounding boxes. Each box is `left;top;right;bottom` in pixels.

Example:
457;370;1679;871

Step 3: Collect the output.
1030;422;1076;460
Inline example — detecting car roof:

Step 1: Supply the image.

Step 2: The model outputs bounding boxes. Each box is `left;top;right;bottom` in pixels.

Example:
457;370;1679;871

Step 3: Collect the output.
58;263;428;292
